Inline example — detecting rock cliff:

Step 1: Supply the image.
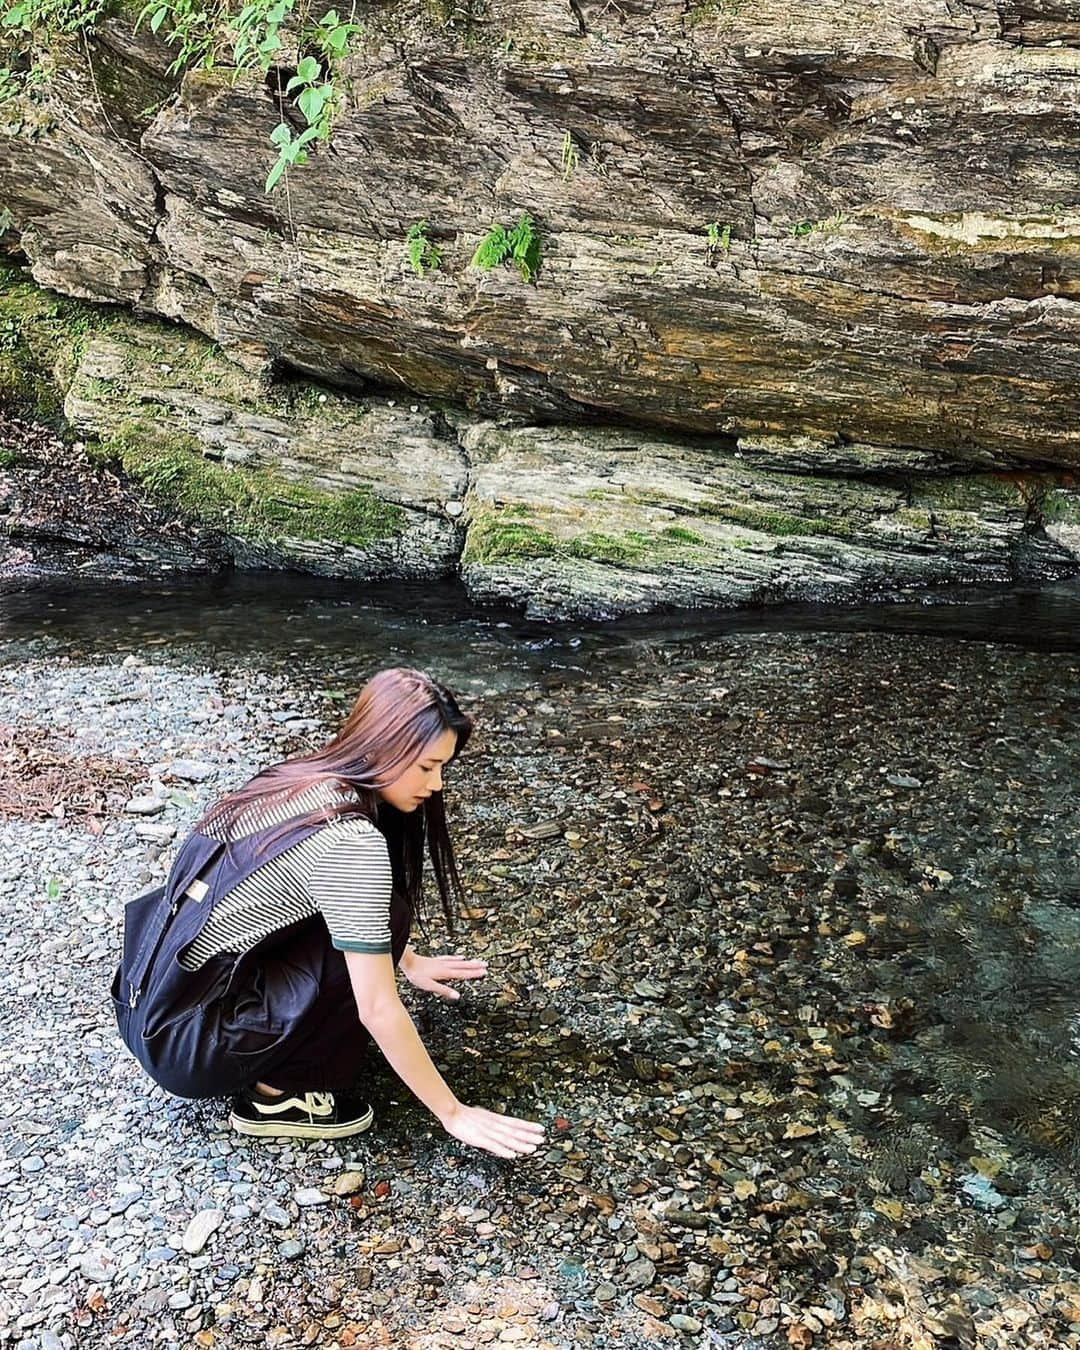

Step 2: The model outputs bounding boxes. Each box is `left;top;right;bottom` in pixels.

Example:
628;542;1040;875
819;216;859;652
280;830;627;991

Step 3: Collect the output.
0;1;1079;614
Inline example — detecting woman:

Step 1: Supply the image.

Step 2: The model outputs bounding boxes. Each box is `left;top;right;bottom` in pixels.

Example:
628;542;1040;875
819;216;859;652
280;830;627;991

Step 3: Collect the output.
113;667;543;1160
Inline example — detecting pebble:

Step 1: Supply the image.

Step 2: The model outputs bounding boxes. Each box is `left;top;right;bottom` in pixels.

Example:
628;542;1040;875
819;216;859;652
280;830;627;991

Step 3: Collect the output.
665;1207;708;1230
623;1257;657;1289
278;1239;305;1260
293;1188;329;1207
124;795;165;816
181;1209;224;1255
166;759;215;782
669;1314;702;1334
78;1251;116;1283
331;1172;365;1196
134;823;176;844
261;1204;291;1228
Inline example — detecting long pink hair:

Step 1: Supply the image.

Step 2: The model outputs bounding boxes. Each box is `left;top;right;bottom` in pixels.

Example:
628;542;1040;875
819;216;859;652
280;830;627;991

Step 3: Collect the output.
196;667;473;926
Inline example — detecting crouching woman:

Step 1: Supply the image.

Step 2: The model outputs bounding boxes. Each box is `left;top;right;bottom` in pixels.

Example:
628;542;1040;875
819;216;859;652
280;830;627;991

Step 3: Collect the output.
113;666;543;1160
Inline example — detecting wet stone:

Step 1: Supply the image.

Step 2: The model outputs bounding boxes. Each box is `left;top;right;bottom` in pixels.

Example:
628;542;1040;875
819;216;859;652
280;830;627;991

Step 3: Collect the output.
665;1207;709;1231
623;1258;657;1289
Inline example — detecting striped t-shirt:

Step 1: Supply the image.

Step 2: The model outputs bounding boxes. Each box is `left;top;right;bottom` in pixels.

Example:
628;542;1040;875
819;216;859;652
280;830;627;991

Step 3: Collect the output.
178;780;393;971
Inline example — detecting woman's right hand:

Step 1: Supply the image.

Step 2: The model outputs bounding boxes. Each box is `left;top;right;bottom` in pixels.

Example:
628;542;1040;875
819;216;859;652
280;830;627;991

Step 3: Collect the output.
440;1103;546;1159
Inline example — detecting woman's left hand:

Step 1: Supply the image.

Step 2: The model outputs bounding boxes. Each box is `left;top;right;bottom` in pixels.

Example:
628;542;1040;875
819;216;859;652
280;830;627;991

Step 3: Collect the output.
401;952;489;1001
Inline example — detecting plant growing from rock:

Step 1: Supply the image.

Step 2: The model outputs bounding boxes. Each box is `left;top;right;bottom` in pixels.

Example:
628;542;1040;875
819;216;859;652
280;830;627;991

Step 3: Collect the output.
705;220;731;263
791;211;846;238
0;0;362;195
405;220;443;278
560;131;579;181
688;0;746;32
471;214;542;283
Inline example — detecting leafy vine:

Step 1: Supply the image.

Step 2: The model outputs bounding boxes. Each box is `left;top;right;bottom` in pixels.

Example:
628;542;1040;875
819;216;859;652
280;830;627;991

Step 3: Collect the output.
0;0;362;194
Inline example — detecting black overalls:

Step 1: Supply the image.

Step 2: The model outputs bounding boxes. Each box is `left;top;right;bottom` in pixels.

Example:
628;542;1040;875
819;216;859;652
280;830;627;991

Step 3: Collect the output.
112;816;411;1099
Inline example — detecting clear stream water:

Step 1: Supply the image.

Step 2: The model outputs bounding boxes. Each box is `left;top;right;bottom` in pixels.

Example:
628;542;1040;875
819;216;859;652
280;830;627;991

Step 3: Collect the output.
1;572;1077;681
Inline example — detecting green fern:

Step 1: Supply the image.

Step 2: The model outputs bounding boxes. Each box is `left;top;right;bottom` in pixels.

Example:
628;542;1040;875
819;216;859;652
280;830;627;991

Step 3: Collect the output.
471;223;512;271
507;213;541;281
405;220;443;277
471;213;541;282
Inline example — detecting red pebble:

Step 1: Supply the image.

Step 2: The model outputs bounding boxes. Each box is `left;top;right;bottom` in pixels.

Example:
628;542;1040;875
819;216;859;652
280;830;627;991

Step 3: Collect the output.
553;1116;571;1132
374;1180;391;1198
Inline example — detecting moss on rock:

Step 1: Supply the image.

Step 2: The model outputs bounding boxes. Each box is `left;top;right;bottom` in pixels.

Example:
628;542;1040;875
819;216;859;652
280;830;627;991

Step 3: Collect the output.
462;510;559;565
97;420;405;546
701;499;854;539
1044;489;1080;526
0;264;110;417
913;474;1025;512
463;502;719;569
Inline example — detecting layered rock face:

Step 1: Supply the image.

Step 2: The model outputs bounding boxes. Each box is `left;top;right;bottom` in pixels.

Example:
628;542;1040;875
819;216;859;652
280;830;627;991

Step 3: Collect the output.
0;291;1072;617
1;1;1079;615
3;0;1080;464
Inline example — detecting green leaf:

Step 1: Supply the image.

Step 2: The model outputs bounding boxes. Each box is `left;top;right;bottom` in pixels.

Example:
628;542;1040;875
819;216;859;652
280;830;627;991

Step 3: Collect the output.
471;224;511;271
508;213;541;281
406;220;441;277
265;158;287;193
269;120;293;147
294;54;321;84
149;5;168;33
297;83;331;124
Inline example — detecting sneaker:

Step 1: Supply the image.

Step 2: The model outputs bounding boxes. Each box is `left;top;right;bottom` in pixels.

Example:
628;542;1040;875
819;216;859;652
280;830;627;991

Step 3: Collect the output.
229;1088;374;1140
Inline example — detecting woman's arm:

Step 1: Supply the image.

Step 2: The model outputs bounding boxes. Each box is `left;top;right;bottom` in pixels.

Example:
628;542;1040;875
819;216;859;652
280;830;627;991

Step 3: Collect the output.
344;950;544;1158
345;948;457;1120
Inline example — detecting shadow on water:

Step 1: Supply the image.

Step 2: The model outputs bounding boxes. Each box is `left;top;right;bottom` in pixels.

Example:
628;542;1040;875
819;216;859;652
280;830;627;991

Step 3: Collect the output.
0;574;1077;685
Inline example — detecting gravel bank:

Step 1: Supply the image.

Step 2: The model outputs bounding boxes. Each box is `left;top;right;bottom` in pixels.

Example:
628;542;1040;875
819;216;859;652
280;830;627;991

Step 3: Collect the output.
1;631;1078;1349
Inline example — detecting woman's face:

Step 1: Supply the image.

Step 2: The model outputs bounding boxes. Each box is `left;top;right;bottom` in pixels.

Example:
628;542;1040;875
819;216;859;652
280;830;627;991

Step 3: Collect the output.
378;727;458;812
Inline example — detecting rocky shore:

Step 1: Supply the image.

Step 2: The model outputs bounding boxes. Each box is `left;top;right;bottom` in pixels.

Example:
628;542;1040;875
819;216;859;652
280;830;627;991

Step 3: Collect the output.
1;616;1078;1348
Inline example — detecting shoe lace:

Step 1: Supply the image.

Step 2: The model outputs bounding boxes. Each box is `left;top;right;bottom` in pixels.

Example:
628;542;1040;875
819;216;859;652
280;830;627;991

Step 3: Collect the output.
304;1091;334;1117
